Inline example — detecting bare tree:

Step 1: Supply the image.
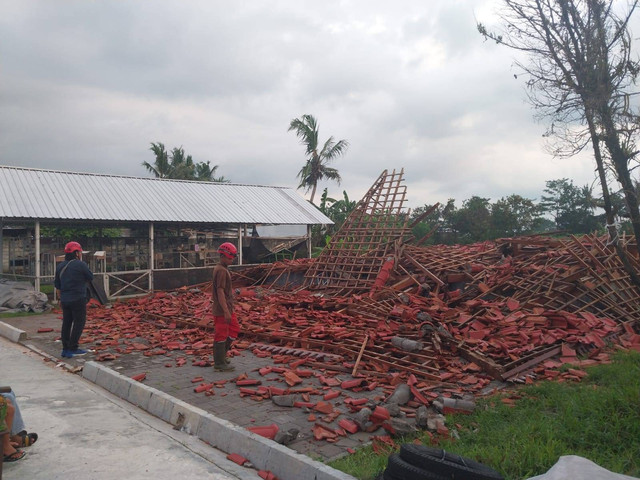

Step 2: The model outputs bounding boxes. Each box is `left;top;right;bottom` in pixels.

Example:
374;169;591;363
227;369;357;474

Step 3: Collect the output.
479;0;640;283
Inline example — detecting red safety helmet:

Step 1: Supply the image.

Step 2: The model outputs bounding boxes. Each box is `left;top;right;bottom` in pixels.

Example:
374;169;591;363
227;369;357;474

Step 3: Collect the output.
64;241;83;253
218;242;238;259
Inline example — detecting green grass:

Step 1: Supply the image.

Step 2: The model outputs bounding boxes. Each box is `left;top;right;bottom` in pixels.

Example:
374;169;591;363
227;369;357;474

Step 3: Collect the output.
329;447;390;480
329;350;640;480
0;311;44;319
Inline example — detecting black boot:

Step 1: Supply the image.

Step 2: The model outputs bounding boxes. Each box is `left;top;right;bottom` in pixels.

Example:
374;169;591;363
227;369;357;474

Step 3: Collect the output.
225;337;233;364
214;341;234;371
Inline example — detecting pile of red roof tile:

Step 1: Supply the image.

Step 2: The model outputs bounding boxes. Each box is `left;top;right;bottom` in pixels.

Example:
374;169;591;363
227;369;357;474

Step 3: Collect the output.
78;232;640;451
85;233;639;388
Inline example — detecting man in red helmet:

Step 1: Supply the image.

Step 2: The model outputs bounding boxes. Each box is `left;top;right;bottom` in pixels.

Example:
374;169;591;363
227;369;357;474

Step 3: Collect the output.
54;241;94;358
211;242;240;371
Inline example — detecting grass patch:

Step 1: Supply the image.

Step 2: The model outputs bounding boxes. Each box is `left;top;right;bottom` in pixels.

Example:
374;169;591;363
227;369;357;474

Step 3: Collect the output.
329;350;640;480
330;447;389;480
0;311;44;319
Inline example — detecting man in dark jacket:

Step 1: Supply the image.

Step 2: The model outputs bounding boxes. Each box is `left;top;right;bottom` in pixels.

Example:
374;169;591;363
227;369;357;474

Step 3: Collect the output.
54;241;94;358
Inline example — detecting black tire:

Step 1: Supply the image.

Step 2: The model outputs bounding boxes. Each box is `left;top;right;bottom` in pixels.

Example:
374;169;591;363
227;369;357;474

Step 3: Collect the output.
385;453;451;480
399;444;504;480
383;470;406;480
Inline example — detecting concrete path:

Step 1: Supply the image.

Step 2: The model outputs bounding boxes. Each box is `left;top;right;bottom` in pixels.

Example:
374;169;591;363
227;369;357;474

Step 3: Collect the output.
2;313;376;462
0;337;250;480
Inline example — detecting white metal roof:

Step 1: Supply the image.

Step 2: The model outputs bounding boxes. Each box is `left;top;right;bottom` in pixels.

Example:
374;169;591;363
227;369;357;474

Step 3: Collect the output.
0;165;333;225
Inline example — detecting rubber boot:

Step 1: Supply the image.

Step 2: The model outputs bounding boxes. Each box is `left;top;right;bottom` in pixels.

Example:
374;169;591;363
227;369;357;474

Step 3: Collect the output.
224;337;233;364
214;341;234;371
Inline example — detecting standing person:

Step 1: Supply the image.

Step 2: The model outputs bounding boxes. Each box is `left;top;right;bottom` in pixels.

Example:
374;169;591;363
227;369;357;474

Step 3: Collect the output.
211;242;240;372
54;241;93;358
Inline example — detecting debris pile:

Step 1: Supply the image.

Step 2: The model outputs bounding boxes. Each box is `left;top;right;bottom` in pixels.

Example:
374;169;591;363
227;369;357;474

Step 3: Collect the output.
81;168;640;452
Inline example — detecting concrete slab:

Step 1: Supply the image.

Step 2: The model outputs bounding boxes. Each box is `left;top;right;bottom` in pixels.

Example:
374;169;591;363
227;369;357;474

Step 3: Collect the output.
0;338;247;480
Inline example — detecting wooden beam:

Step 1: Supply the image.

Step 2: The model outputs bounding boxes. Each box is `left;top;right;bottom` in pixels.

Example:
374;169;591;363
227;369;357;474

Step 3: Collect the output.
351;335;369;376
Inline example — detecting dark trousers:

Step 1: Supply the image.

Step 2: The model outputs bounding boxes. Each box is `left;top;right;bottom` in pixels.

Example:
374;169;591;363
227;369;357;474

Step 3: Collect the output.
60;299;87;351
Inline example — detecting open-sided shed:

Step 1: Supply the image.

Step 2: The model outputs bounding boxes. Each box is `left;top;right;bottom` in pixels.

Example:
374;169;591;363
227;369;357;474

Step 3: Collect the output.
0;165;332;298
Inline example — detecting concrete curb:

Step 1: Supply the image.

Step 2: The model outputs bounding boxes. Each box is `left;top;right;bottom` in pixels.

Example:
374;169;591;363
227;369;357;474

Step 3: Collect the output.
83;361;356;480
0;320;27;343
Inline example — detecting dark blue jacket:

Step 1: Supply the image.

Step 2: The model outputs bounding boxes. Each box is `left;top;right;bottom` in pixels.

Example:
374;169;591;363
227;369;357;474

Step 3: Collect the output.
54;259;94;303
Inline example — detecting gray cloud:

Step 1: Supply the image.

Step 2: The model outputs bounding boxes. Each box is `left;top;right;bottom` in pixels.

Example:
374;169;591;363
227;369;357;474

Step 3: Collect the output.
0;0;610;212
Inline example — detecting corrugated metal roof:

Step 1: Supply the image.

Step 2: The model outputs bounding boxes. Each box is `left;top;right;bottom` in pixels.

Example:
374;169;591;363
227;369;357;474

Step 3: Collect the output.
0;166;333;225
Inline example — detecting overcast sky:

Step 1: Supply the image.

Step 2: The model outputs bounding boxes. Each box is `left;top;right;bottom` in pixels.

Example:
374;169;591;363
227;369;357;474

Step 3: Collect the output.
0;0;613;210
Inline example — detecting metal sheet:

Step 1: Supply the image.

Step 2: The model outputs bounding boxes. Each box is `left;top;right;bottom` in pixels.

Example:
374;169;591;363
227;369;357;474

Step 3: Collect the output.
0;166;333;225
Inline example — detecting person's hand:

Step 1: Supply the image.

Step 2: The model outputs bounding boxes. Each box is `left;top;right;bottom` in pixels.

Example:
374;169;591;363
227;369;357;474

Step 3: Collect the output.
224;311;232;324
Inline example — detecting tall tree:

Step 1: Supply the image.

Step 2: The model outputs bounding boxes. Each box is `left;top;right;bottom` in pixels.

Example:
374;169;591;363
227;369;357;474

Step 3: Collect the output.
168;146;195;180
479;0;640;284
491;194;543;237
288;114;349;204
452;196;492;243
142;143;227;182
195;161;229;183
327;190;357;228
143;142;172;178
410;199;458;245
540;178;598;233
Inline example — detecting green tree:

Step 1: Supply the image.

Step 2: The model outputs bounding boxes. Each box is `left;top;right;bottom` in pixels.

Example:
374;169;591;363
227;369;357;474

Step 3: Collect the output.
142;142;227;182
452;196;492;243
410;204;439;244
327;190;357;228
491;194;543;238
312;188;336;248
410;199;458;245
288;114;349;204
168;146;195;180
143;142;172;178
540;179;598;233
531;216;558;234
312;188;358;246
195;161;229;183
317;187;336;216
479;0;640;285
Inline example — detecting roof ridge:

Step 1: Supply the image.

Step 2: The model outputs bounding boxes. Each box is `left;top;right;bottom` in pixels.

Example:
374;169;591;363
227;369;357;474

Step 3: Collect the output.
0;164;291;189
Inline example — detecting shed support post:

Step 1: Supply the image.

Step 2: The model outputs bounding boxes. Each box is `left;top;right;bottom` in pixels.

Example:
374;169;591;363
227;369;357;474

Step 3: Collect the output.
35;221;41;292
149;222;154;292
238;225;243;265
307;225;312;259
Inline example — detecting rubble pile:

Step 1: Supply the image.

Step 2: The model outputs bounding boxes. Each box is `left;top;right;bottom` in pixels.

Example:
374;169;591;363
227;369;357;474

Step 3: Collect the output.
81;169;640;450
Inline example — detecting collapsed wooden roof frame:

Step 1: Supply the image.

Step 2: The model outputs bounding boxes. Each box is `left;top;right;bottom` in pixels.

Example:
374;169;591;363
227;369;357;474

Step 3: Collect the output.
304;168;413;294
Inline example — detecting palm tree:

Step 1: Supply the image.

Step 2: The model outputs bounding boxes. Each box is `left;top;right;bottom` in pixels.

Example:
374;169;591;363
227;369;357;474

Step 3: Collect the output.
143;142;228;182
142;142;172;178
195;161;230;183
168;147;195;180
288;114;349;204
